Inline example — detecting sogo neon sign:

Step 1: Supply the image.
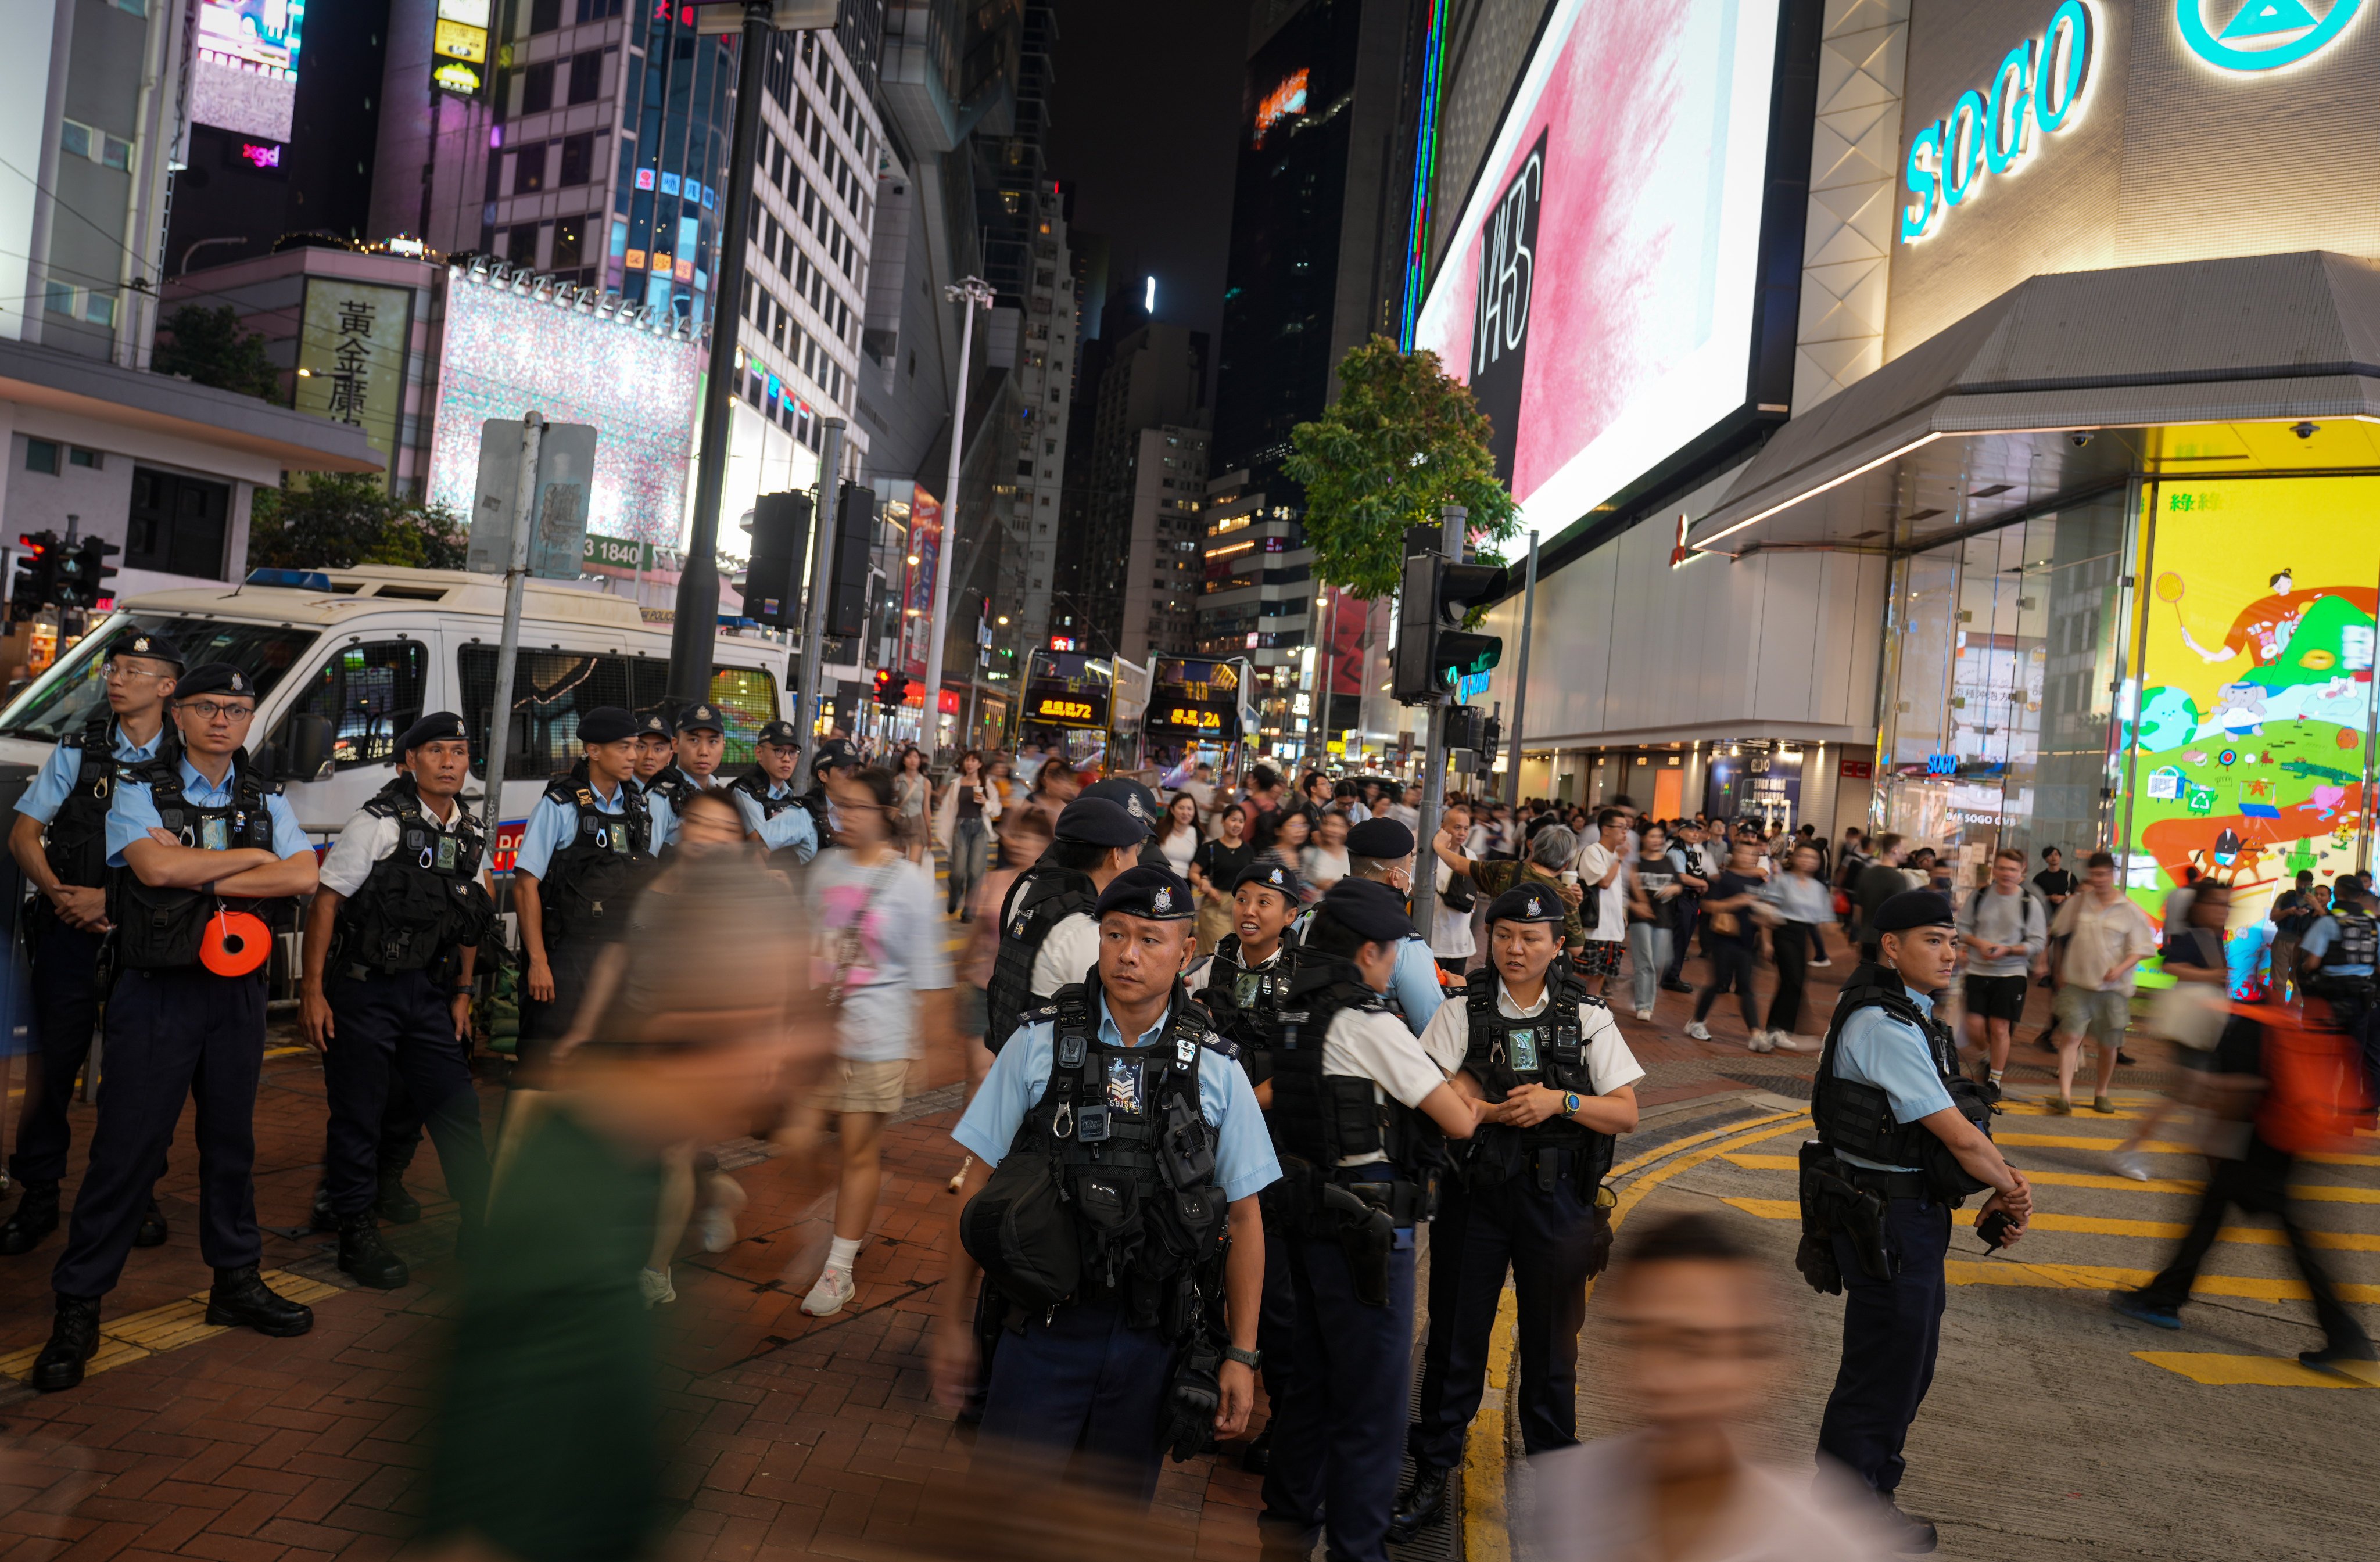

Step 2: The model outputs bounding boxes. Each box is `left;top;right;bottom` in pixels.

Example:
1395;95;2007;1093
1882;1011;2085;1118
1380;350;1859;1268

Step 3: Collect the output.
1901;1;2095;243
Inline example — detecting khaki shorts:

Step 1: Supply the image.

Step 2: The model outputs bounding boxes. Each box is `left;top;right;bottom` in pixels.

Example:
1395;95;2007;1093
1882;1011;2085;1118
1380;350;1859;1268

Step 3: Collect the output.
820;1057;910;1115
2053;984;2129;1045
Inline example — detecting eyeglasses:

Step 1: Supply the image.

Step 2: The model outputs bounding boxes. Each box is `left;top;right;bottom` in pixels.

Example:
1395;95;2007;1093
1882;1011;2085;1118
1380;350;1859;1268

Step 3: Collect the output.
103;663;172;681
180;701;256;722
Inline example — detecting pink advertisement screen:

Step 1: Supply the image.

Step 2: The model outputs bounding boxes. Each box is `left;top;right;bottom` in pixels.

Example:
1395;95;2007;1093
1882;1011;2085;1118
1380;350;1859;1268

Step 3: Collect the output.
1413;0;1782;536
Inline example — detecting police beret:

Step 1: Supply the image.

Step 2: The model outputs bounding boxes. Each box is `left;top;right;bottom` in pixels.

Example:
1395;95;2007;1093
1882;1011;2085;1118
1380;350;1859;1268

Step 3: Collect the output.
115;630;185;670
173;662;256;701
397;711;469;752
1094;865;1196;922
1873;888;1956;933
1346;817;1415;860
1232;859;1302;901
1053;795;1144;848
675;702;725;735
755;720;800;746
634;708;673;739
1083;777;1160;835
1320;877;1413;945
811;738;859;773
576;706;639;744
1485;883;1564;925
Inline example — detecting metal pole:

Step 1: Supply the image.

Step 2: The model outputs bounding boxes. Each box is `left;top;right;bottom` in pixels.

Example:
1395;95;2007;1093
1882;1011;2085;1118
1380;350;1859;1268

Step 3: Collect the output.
482;412;544;836
925;278;991;757
1411;504;1467;944
1503;529;1538;807
667;0;775;705
797;417;847;775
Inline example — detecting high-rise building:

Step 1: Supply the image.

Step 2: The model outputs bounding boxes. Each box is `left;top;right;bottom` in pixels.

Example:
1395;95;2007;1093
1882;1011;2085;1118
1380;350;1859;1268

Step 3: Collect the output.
1077;308;1209;665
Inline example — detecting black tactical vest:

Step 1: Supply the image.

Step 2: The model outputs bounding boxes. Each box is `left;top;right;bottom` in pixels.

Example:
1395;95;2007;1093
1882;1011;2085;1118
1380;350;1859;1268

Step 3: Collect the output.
2324;909;2379;979
1811;963;1993;1200
1269;956;1438;1227
331;777;494;979
44;714;174;897
111;750;291;972
1461;965;1616;1183
998;978;1232;1335
727;769;810;862
534;763;655;941
984;859;1096;1052
639;763;695;811
1195;929;1299;1085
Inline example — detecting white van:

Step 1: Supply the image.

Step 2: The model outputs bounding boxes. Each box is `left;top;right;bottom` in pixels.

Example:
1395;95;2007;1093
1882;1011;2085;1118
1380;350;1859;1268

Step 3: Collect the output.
0;565;796;853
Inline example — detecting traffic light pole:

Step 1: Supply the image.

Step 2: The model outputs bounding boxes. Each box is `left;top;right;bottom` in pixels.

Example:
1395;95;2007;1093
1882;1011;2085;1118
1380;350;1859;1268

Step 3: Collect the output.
797;416;846;776
1503;529;1538;807
924;278;992;757
1410;503;1467;946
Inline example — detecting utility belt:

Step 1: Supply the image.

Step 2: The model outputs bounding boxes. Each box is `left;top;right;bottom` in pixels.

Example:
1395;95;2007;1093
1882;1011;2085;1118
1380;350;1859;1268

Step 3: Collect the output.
1795;1140;1930;1293
1262;1159;1432;1308
1462;1127;1615;1201
331;949;466;988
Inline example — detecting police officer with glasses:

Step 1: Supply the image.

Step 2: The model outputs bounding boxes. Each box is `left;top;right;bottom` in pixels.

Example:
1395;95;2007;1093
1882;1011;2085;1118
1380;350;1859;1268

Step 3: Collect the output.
935;866;1278;1504
1259;878;1485;1562
33;663;321;1391
512;706;678;1080
299;712;497;1290
2;630;183;1256
726;719;818;863
1797;890;2031;1553
1395;882;1645;1537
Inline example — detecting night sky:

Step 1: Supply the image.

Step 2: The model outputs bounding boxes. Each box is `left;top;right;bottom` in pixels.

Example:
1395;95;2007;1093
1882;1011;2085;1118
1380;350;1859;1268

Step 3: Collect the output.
1046;0;1252;353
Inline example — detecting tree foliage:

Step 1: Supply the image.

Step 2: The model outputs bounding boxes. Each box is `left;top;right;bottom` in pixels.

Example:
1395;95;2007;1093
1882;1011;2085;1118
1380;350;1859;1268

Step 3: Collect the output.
1284;336;1519;600
248;474;471;572
150;305;282;401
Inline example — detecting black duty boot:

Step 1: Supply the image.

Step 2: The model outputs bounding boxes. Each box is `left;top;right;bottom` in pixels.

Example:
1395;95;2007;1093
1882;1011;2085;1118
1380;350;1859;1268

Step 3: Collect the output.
375;1172;421;1225
30;1295;101;1392
310;1184;339;1233
337;1213;410;1290
205;1265;314;1336
0;1181;62;1255
1389;1466;1449;1539
1239;1423;1273;1474
133;1200;168;1248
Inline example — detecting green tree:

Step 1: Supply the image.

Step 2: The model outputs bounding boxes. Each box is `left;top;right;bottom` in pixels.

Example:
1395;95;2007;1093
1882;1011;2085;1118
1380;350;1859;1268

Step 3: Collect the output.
151;304;282;401
248;473;470;572
1284;336;1519;600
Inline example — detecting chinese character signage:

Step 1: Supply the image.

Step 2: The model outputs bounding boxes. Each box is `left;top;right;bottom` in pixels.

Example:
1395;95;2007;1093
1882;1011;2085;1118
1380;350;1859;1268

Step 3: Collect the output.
296;278;413;485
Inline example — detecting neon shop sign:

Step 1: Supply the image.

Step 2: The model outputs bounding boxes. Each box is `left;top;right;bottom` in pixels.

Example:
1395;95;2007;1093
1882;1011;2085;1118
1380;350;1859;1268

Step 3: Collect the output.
1901;1;2096;244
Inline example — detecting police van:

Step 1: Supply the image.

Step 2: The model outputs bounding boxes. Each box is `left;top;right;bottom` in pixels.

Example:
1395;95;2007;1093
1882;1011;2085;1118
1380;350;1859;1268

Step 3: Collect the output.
0;563;795;854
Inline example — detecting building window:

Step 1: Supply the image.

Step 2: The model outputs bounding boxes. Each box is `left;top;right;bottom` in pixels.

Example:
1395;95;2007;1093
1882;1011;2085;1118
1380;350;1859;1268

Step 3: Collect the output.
24;439;59;475
523;61;556;114
568;50;602;105
41;282;74;318
84;294;116;328
559;132;594;186
505;225;539;265
551;217;585;271
127;467;231;580
68;447;100;469
531;0;563;33
514;143;547;193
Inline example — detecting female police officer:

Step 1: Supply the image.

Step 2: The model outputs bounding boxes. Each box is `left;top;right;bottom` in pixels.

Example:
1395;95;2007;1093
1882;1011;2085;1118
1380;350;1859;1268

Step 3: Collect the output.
1394;882;1645;1536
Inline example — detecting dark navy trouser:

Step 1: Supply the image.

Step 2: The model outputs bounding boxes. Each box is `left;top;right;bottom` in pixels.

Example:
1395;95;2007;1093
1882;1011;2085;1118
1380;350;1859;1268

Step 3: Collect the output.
12;920;104;1184
1261;1233;1416;1562
322;969;489;1233
1817;1193;1950;1496
977;1300;1177;1506
53;968;266;1299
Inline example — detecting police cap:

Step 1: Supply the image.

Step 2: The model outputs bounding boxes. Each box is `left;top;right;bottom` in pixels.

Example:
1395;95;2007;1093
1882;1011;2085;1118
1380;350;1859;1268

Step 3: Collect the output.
397;711;469;753
676;702;725;735
173;663;256;702
1094;865;1196;922
755;720;800;746
1346;817;1415;861
115;630;185;670
633;708;673;740
1484;883;1564;927
1053;795;1144;848
577;706;639;745
1320;877;1413;945
1083;777;1161;835
1231;859;1302;902
1872;889;1956;933
811;738;859;774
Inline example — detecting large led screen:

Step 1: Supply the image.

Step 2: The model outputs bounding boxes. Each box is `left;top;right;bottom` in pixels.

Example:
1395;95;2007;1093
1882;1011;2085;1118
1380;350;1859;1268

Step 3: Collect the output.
426;277;702;547
2123;476;2380;972
193;0;306;143
1412;0;1783;536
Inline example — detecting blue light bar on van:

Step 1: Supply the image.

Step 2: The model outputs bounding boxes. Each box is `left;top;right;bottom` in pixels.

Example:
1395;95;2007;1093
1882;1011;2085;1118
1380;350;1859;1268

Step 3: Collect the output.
245;568;334;591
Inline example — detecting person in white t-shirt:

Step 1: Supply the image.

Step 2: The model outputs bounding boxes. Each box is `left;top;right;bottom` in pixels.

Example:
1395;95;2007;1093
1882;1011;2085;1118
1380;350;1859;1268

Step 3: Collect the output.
1570;807;1631;997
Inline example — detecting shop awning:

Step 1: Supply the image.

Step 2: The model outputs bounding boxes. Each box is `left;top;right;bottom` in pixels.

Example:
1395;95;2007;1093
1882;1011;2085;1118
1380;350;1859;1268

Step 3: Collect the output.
1688;250;2380;558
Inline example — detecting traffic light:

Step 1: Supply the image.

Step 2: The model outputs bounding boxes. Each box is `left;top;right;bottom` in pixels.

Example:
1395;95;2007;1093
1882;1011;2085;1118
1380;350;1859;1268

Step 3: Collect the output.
873;668;902;709
1482;712;1503;755
77;536;119;611
1447;705;1485;753
1393;529;1509;704
10;532;59;623
826;483;874;640
741;491;812;630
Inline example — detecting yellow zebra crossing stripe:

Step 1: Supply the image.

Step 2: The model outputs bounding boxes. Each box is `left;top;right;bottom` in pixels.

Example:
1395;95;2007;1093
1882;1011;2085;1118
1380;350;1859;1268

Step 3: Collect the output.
1721;1197;2380;1252
1719;1153;2380;1201
0;1269;345;1385
2132;1351;2380;1388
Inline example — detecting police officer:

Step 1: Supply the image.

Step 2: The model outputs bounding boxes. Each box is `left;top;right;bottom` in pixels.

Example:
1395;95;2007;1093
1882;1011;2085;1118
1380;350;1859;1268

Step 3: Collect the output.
1802;890;2031;1550
1082;775;1170;871
796;737;861;846
630;708;676;795
934;866;1278;1503
2;630;182;1255
2298;878;2377;1052
1260;879;1483;1562
299;713;497;1289
1338;818;1447;1032
669;702;730;793
33;663;321;1391
512;706;678;1079
981;795;1146;1053
1394;883;1646;1535
726;719;819;863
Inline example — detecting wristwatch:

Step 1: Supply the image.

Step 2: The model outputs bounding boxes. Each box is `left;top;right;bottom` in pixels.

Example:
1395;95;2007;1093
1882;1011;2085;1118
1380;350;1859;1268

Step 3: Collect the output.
1562;1091;1583;1117
1224;1345;1263;1372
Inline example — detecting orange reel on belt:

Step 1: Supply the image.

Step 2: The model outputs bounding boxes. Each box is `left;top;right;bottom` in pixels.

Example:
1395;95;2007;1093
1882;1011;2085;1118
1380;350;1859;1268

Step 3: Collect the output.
201;909;272;977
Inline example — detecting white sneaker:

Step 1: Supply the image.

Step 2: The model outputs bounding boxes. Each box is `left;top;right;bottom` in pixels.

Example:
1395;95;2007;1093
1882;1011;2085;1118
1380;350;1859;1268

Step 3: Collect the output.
698;1204;739;1254
1684;1021;1712;1042
1634;1006;1654;1022
1809;957;1832;968
1770;1033;1810;1054
1747;1030;1775;1054
2110;1150;2153;1182
801;1264;857;1317
639;1266;676;1308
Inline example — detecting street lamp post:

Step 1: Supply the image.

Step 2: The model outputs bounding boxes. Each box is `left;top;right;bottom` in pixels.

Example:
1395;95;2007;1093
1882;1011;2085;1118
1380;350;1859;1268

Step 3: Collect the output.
923;277;994;756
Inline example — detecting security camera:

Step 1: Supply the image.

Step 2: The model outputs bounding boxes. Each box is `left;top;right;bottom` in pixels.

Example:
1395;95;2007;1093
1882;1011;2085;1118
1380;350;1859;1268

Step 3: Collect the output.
2067;431;2094;448
2293;421;2320;440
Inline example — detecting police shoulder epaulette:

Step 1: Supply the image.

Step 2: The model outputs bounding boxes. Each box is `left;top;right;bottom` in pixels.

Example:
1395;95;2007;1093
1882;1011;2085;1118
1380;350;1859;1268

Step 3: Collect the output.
1200;1029;1241;1061
1017;1002;1062;1026
361;792;402;820
1579;992;1611;1011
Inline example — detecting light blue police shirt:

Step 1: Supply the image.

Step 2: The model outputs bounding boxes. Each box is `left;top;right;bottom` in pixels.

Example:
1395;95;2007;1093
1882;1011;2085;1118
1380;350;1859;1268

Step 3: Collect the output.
2300;914;2375;978
513;774;678;879
1389;933;1447;1032
1829;986;1955;1173
105;757;312;867
730;778;818;861
956;993;1281;1204
17;722;166;825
